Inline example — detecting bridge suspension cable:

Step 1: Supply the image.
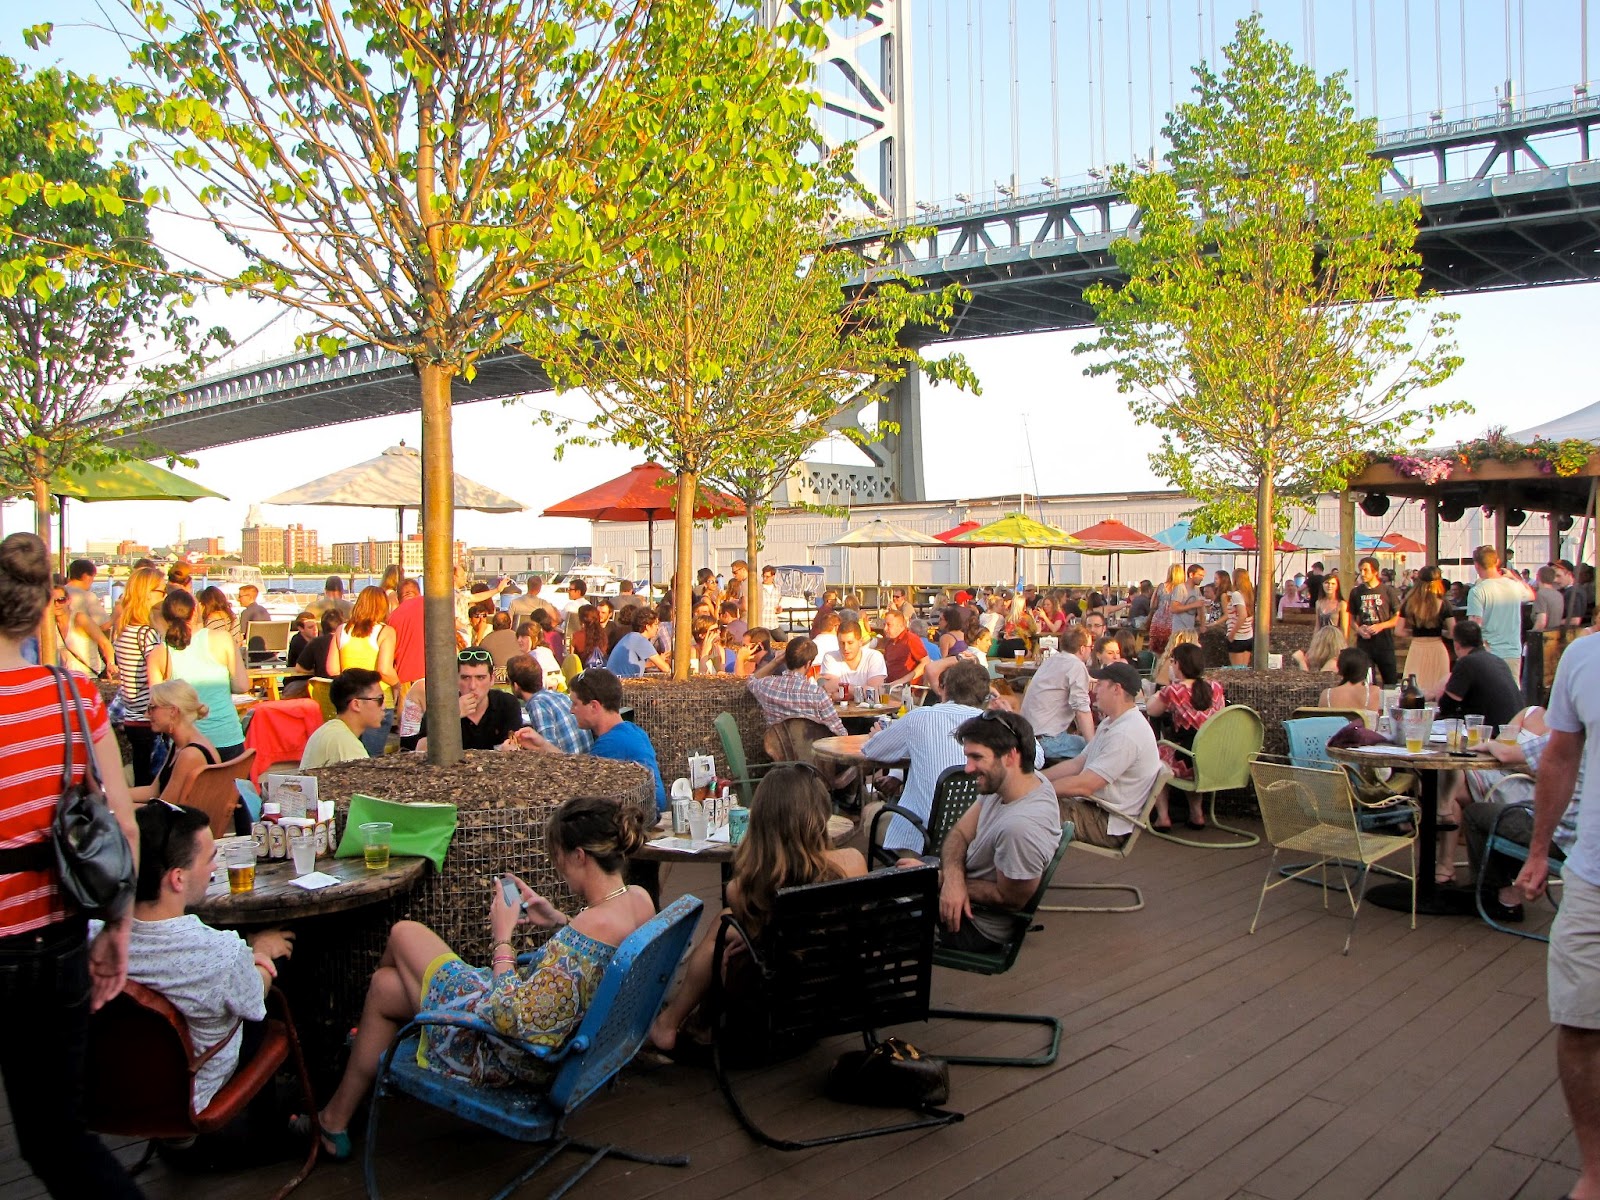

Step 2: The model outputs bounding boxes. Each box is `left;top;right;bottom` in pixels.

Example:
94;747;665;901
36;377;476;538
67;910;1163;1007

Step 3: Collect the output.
1085;0;1097;168
1050;0;1060;183
1009;0;1021;189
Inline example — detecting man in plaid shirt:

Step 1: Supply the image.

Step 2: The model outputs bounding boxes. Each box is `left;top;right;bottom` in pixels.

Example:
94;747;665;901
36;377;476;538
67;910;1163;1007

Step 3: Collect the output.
505;654;592;753
747;637;846;737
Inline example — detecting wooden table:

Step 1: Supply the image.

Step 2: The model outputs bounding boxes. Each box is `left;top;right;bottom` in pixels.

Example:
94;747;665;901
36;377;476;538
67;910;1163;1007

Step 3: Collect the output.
1326;742;1502;917
193;853;429;927
631;815;856;903
248;666;296;701
835;702;900;722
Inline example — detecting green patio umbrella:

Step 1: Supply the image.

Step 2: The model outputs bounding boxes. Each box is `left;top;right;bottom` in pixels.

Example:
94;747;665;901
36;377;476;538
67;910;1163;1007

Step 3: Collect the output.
949;512;1079;587
47;459;229;573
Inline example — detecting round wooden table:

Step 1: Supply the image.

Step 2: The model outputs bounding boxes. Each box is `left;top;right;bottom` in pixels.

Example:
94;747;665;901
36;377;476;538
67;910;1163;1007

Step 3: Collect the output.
1326;741;1502;917
835;702;900;722
193;854;429;927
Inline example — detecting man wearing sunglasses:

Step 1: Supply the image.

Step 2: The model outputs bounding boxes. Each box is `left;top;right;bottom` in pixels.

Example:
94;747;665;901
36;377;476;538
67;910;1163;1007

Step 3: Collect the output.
415;649;523;754
300;669;387;770
900;710;1061;954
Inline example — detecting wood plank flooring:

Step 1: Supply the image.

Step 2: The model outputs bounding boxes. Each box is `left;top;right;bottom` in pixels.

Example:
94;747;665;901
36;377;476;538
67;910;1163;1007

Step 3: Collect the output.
0;824;1572;1200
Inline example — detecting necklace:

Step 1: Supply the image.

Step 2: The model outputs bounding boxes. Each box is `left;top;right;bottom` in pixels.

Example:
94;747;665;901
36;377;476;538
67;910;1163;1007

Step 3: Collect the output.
579;883;630;913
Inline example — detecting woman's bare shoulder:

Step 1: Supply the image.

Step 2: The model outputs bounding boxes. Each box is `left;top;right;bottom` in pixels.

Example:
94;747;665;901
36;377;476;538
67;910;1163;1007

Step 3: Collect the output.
829;847;868;878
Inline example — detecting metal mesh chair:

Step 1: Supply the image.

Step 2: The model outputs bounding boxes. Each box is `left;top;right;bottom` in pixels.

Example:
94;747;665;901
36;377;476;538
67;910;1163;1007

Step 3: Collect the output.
867;765;980;869
1283;717;1416;834
1041;768;1171;913
1249;757;1416;954
364;894;703;1200
710;867;964;1149
1157;705;1264;848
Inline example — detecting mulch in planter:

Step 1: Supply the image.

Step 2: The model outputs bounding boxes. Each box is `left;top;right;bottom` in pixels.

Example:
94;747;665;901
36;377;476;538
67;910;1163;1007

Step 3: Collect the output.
310;751;654;970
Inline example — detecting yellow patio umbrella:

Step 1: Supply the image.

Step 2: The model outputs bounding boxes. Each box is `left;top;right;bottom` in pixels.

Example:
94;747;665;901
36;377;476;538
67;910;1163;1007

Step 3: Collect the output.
949;513;1080;586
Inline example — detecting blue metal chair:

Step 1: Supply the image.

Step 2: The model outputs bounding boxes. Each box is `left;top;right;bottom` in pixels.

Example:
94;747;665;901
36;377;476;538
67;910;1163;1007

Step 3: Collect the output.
363;894;703;1200
1474;776;1562;942
1283;717;1416;833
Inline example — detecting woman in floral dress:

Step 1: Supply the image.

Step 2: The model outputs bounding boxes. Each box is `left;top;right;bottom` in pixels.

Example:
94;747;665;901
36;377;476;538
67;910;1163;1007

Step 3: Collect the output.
302;796;652;1159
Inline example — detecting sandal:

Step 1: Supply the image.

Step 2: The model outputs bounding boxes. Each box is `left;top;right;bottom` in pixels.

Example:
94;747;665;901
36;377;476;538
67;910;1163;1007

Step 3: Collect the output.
290;1113;351;1162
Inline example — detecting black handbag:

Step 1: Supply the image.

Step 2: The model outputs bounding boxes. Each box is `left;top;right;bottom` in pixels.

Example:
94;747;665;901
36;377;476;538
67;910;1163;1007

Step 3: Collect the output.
825;1036;952;1109
0;668;136;919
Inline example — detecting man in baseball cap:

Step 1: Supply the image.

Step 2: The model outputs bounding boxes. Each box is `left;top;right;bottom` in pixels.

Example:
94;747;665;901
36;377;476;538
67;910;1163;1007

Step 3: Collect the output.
1043;661;1161;848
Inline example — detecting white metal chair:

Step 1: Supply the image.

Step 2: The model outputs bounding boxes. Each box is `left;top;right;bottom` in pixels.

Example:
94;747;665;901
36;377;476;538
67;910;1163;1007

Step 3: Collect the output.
1040;768;1171;913
1249;757;1416;954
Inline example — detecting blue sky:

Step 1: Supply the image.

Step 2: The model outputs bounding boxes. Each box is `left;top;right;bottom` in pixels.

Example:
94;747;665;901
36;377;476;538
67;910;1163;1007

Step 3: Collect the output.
3;1;1596;552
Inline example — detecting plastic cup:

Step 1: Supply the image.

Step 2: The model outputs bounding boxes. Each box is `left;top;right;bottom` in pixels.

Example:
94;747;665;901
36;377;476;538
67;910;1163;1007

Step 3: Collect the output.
728;806;750;846
1401;710;1429;754
360;821;393;870
225;840;255;894
290;838;316;876
687;803;708;843
1466;715;1489;747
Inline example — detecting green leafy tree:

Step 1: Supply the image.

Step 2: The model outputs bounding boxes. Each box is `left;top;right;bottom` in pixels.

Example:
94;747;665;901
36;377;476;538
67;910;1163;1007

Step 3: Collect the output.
0;55;220;563
5;3;849;762
530;164;975;673
1080;15;1464;665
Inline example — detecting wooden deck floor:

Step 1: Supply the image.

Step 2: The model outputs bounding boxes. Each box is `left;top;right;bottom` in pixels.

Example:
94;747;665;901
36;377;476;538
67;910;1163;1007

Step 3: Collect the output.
0;824;1576;1200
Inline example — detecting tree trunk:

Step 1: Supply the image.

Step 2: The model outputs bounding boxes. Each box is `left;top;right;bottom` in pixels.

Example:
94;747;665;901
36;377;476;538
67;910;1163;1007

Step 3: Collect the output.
29;468;57;666
420;362;463;766
1254;476;1274;669
745;499;761;629
671;472;697;679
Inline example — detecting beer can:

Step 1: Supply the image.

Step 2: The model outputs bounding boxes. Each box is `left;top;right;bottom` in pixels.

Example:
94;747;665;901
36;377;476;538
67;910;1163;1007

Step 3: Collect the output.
267;824;289;860
672;797;692;836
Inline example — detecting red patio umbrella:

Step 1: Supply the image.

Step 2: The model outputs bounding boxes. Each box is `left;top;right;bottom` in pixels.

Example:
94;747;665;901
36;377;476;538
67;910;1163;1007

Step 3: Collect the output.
1069;518;1164;589
934;520;997;587
1377;533;1426;555
1223;525;1300;553
543;463;744;592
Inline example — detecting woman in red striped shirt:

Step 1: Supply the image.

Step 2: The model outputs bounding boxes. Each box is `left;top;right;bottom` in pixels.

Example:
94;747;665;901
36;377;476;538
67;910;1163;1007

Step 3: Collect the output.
0;533;142;1198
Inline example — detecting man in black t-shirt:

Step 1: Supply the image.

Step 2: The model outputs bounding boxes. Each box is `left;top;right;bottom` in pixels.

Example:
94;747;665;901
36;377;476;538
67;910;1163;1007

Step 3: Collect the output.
1304;563;1325;614
414;648;524;753
1432;620;1524;728
1347;556;1402;685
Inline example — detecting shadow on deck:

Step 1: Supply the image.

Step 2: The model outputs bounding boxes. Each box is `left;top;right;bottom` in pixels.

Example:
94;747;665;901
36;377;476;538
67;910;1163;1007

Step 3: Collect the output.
0;822;1573;1200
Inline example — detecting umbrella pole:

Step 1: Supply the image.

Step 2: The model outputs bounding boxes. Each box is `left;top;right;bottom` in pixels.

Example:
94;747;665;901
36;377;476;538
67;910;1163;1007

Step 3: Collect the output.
647;515;655;596
396;506;404;548
877;545;883;607
57;496;67;577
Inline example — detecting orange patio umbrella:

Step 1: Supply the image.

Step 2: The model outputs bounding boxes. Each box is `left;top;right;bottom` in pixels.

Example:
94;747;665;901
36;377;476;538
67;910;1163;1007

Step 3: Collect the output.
543;463;744;593
1224;525;1300;554
934;520;997;586
1376;533;1427;555
1069;518;1164;589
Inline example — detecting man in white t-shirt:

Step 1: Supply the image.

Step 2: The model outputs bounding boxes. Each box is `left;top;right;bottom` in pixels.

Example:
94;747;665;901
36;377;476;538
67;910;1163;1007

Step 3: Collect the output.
899;708;1061;953
1518;633;1600;1200
97;803;295;1115
819;621;886;699
1045;662;1162;848
1467;545;1533;679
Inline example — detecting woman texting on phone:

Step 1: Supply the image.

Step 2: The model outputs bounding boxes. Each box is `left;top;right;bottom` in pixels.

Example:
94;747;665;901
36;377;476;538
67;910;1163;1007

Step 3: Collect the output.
300;796;652;1159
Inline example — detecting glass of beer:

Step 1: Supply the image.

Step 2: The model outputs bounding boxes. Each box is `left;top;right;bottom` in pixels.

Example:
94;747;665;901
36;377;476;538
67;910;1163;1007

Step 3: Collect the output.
225;842;255;894
1466;715;1488;748
1401;711;1428;755
359;821;394;871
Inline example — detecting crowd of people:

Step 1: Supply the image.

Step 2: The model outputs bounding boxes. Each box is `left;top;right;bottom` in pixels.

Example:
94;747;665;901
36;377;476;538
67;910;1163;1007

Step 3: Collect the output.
9;529;1600;1198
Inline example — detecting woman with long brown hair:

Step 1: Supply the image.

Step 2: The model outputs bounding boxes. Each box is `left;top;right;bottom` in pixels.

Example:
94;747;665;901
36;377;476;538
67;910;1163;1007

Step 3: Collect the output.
1147;642;1226;829
1315;573;1349;640
147;588;249;760
571;602;608;670
1225;566;1256;666
648;765;865;1052
328;585;399;753
1398;564;1453;693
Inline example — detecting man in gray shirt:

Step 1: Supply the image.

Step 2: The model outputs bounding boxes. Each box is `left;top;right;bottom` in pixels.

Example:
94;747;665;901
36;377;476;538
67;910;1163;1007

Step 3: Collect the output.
1046;662;1162;848
900;710;1062;953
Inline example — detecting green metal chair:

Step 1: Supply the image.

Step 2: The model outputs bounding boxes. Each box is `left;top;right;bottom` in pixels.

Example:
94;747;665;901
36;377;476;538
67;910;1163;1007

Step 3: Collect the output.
928;825;1074;1068
714;712;789;808
1156;705;1264;849
868;766;1070;1068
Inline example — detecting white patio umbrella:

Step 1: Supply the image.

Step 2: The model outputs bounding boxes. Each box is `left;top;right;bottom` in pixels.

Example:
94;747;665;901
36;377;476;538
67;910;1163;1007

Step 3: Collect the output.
264;443;525;543
820;519;945;594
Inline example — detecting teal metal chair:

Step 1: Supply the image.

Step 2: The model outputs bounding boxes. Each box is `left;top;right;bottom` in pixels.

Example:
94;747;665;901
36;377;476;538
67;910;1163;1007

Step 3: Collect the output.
363;895;703;1200
1156;705;1264;849
714;712;787;807
866;766;1069;1068
1474;775;1562;942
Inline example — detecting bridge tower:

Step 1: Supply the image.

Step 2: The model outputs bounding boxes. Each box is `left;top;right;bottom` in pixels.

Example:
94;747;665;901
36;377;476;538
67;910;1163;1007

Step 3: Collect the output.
766;0;927;501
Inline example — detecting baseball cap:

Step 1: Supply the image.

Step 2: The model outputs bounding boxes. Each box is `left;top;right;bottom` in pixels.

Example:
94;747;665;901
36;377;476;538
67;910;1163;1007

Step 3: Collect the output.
954;590;972;604
1088;661;1142;697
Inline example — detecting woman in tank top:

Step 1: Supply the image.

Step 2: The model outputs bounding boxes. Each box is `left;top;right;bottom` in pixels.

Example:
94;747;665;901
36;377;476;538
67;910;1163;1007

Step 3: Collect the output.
327;586;398;754
112;566;166;786
147;588;248;759
131;679;221;803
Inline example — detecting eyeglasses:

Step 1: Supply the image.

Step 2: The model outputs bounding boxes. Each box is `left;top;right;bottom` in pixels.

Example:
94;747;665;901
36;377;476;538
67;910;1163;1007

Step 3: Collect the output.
51;596;67;605
354;694;385;705
457;648;493;664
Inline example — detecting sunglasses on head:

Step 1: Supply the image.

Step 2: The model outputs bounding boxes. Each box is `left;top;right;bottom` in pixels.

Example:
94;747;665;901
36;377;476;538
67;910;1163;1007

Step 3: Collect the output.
458;648;493;665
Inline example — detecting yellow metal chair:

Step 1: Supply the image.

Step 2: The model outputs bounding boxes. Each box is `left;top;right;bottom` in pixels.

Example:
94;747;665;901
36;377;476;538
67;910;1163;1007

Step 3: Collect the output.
1157;705;1264;849
1041;768;1171;913
1248;757;1416;955
306;678;336;723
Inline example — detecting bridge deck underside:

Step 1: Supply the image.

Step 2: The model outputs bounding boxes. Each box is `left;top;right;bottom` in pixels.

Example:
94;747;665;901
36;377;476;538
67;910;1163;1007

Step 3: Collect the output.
120;179;1600;456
